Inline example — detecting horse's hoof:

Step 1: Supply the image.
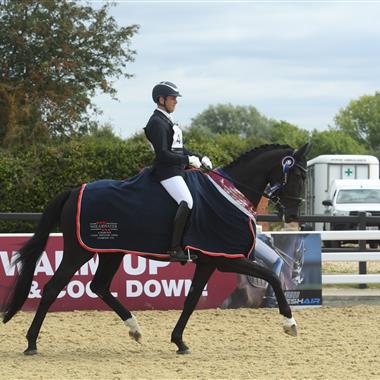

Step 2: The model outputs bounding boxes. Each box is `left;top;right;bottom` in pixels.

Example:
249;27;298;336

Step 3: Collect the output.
125;316;142;343
176;348;191;355
24;348;38;355
171;338;190;354
283;317;297;336
129;330;142;343
283;324;297;337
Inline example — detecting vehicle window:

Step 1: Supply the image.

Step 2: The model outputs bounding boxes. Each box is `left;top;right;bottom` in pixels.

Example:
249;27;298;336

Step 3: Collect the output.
336;189;380;204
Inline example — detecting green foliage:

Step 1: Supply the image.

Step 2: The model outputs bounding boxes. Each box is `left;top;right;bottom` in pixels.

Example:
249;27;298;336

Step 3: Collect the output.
0;0;139;148
334;92;380;154
269;121;310;148
184;128;250;167
0;132;153;232
190;103;274;142
308;129;368;159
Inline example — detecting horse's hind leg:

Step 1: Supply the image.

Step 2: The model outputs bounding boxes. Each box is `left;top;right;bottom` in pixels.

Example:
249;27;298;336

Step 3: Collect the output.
24;251;92;355
89;253;141;343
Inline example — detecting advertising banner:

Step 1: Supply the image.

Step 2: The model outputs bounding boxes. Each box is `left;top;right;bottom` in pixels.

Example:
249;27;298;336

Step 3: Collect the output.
221;232;322;308
0;232;321;312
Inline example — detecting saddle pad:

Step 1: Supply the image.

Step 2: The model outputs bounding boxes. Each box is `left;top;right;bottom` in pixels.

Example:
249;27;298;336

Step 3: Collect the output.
76;168;255;258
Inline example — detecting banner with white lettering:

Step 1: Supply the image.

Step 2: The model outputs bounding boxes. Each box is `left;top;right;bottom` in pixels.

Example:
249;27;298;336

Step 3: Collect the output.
0;234;237;311
0;233;321;311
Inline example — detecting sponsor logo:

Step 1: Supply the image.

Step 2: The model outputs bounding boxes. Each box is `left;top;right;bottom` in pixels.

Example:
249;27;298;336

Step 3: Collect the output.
89;220;119;240
287;297;321;305
285;290;321;305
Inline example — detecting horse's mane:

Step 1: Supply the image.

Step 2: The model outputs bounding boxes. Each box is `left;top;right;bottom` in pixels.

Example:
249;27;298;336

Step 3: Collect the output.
225;144;293;169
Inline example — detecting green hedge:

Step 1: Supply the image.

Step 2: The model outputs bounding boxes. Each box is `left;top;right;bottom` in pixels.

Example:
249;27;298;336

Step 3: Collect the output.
0;134;154;232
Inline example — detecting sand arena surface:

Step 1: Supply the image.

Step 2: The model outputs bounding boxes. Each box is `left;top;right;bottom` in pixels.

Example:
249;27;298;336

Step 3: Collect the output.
1;306;380;380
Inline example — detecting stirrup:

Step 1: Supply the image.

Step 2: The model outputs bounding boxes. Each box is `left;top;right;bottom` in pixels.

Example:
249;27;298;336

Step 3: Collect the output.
168;248;196;262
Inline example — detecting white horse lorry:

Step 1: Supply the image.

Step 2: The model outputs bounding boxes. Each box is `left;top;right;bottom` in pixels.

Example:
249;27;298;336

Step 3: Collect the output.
305;155;380;246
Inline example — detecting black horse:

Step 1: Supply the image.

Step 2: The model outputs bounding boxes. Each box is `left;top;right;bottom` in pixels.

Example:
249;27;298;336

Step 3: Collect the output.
2;143;310;355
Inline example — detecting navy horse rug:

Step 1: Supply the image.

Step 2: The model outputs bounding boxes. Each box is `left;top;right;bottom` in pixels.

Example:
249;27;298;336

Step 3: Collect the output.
76;168;256;259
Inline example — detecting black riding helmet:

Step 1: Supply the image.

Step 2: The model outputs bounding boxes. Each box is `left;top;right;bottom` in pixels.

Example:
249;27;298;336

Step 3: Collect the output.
152;81;182;103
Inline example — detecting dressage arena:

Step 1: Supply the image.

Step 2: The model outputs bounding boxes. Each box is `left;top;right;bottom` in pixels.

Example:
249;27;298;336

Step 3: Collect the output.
1;305;379;379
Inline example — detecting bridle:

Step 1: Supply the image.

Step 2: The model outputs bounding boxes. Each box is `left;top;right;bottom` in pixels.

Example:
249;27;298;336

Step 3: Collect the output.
262;155;307;212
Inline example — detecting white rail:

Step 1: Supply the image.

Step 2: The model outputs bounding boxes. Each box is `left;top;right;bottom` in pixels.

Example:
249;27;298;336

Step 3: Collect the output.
320;230;380;241
322;252;380;261
321;231;380;284
322;274;380;284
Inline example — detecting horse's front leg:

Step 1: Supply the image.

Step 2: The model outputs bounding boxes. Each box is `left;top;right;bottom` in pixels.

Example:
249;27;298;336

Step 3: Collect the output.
217;258;297;337
171;262;216;354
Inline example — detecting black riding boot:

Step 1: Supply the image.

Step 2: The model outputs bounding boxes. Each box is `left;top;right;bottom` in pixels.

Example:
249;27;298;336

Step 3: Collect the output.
168;201;194;262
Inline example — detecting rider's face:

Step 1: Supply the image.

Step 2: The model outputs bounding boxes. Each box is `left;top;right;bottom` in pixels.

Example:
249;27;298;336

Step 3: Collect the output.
159;95;177;113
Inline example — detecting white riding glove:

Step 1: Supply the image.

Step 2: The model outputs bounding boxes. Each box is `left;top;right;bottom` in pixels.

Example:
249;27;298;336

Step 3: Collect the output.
188;155;202;168
201;156;213;170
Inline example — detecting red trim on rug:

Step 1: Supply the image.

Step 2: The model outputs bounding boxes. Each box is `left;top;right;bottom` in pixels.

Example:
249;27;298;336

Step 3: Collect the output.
76;184;171;258
76;183;87;250
183;246;245;259
183;218;256;259
247;218;256;256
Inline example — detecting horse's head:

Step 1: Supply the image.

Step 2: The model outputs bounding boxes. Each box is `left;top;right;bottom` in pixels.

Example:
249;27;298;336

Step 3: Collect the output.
265;143;310;223
223;142;311;223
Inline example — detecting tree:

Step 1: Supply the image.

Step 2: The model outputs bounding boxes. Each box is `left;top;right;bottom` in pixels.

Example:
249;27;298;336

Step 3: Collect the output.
308;129;368;159
0;0;139;148
269;120;310;147
184;128;249;167
190;104;274;143
334;92;380;154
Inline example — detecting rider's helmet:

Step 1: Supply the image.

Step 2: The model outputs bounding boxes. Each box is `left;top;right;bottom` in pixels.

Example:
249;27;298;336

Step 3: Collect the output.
152;81;182;103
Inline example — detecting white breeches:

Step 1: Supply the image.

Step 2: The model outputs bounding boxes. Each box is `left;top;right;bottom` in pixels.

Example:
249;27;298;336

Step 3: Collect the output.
160;176;193;209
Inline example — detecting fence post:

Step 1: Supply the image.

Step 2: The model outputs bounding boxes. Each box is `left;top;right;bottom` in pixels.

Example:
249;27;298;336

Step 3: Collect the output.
358;211;367;289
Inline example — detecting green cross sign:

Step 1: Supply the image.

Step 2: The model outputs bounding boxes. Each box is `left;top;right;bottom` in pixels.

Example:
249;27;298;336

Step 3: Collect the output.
344;168;353;176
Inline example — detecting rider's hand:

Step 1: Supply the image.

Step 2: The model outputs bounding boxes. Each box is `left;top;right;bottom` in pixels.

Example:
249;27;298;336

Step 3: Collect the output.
201;156;213;170
188;155;202;168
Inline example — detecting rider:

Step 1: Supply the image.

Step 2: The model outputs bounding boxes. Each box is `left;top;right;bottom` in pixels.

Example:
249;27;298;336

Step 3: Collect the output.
144;81;212;262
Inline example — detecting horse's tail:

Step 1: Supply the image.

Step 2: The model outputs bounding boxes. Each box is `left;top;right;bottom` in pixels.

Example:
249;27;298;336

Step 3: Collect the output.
2;190;72;323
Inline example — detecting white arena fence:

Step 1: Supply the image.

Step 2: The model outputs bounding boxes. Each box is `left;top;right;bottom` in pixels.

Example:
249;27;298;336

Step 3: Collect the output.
321;230;380;285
